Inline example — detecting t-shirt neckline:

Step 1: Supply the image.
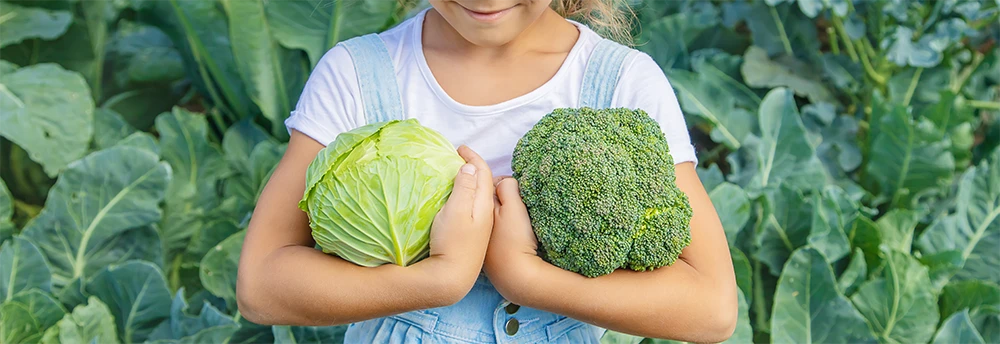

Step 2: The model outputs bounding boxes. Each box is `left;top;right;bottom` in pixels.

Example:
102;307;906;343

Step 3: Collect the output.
410;8;587;116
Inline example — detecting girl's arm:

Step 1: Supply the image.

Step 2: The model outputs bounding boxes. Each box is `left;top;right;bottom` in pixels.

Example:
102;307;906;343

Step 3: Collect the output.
484;162;738;343
237;130;496;326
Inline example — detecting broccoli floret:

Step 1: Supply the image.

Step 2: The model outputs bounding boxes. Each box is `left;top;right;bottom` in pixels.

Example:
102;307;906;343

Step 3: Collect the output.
511;107;693;277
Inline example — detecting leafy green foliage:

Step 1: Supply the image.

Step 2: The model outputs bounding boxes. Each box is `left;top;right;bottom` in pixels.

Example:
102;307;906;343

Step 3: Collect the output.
1;0;998;343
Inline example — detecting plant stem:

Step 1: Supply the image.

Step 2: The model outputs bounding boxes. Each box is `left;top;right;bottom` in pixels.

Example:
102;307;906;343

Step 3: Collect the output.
170;255;183;292
903;67;924;106
13;200;42;219
753;260;768;330
855;40;887;85
769;6;794;56
828;27;840;54
701;144;728;166
209;109;228;140
832;17;860;62
969;100;1000;110
951;52;986;94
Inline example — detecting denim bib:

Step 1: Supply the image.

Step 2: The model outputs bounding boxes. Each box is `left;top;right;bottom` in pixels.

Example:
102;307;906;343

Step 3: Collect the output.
338;32;633;344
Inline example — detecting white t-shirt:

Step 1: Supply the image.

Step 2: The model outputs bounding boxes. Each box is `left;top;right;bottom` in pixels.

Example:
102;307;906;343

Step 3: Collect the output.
285;9;697;177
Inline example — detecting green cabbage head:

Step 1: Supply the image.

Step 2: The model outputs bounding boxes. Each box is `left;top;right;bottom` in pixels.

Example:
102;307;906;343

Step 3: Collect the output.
299;119;465;267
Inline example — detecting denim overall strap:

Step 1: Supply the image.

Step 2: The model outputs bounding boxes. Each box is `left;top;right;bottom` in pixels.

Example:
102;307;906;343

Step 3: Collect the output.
578;38;633;109
340;33;405;123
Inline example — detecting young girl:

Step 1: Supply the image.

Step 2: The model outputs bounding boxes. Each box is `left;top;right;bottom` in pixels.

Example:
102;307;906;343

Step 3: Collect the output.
236;0;738;343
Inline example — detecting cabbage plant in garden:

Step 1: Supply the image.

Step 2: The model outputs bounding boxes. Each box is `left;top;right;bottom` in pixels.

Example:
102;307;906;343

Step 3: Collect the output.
0;0;998;343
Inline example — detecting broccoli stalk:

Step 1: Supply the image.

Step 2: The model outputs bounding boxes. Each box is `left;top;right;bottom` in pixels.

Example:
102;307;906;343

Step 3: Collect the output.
511;107;693;278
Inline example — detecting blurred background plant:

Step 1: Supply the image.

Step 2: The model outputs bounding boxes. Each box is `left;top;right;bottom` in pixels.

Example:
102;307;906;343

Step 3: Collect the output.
0;0;997;343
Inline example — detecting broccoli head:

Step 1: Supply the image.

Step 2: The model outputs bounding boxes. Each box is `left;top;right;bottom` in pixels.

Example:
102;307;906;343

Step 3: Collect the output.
511;107;693;278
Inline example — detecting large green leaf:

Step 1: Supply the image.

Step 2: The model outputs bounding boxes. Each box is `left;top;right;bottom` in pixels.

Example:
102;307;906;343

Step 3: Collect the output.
137;0;253;119
147;288;236;341
147;325;239;344
917;149;999;284
865;95;955;208
689;49;761;109
848;216;883;275
874;209;919;252
0;179;12;243
0;63;94;177
0;237;50;300
755;185;813;275
199;230;244;311
667;69;755;149
933;310;986;344
221;119;274;218
882;20;973;69
638;12;718;71
837;248;867;296
228;316;275;344
820;54;863;95
105;20;185;88
770;247;876;343
740;46;835;104
79;0;115;99
0;3;72;48
851;248;939;344
21;146;169;288
266;0;399;68
155;108;227;265
744;2;818;57
941;280;1000;323
91;108;137;151
185;219;241;270
806;186;853;264
919;91;976;167
727;88;826;194
0;289;65;344
10;288;66;329
85;261;171;343
41;296;119;344
731;247;752;303
726;289;753;344
971;306;1000;344
221;118;272;177
272;325;348;344
0;301;44;344
791;0;848;17
221;0;305;140
600;331;643;344
920;250;965;292
709;182;751;243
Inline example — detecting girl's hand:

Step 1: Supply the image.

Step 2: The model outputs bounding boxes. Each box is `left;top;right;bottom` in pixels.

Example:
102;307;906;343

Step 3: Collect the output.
483;177;545;302
417;145;496;303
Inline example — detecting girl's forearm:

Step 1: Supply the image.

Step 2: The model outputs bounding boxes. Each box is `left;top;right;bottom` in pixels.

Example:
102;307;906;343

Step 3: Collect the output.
236;246;464;326
502;257;738;343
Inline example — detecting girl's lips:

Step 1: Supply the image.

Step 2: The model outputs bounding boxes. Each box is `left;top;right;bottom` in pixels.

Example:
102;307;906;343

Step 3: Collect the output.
462;6;512;22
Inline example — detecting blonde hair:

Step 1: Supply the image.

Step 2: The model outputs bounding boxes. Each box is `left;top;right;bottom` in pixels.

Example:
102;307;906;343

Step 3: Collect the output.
551;0;635;46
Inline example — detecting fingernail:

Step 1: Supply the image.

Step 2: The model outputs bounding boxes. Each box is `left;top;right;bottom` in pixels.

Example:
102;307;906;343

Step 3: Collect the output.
461;164;477;175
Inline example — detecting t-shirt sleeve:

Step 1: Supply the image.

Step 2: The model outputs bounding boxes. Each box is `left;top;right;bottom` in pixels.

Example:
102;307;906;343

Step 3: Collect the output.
612;51;698;165
284;44;363;146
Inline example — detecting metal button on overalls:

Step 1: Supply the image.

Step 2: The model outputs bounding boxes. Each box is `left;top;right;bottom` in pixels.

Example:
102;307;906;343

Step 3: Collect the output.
505;318;520;335
505;303;520;314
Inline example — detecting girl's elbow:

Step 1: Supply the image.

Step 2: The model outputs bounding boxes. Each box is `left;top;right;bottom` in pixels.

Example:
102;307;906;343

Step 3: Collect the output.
700;292;739;343
235;278;270;325
711;304;739;342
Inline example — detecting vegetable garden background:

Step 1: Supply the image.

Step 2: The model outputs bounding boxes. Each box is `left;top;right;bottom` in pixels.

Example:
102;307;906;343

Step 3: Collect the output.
0;0;998;343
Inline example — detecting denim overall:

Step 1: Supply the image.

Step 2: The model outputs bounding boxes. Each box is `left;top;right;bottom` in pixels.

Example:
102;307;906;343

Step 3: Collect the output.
338;33;634;344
